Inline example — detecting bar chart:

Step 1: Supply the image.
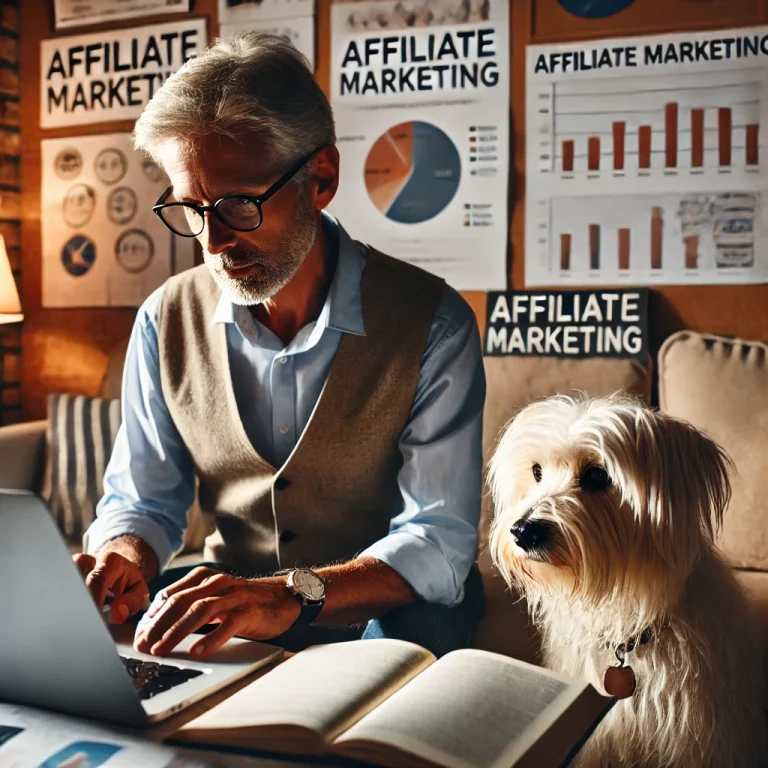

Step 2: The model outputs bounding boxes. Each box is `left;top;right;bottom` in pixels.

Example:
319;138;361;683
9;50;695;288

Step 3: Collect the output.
527;25;768;286
553;192;757;277
550;70;760;175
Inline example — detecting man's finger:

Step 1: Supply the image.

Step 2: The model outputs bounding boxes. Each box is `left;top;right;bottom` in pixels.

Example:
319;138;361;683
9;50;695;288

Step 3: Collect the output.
142;567;223;623
149;594;244;657
110;580;150;624
86;557;122;609
135;580;230;652
188;614;243;659
73;553;96;581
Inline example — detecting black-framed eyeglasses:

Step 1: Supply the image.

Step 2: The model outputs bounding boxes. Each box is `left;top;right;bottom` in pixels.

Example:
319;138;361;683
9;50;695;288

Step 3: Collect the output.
152;144;328;238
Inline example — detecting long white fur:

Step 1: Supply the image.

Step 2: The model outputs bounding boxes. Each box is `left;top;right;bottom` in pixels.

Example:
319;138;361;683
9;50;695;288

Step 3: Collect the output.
488;393;767;767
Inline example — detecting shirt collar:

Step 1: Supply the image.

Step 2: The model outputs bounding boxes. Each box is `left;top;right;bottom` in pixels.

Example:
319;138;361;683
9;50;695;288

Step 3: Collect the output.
211;211;366;338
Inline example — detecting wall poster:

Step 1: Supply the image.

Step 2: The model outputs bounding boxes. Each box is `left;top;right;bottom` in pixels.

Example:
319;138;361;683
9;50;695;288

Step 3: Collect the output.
42;134;194;308
527;27;767;286
329;0;510;291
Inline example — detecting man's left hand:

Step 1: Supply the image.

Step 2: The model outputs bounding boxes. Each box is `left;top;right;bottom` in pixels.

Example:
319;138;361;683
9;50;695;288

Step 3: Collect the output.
133;567;301;659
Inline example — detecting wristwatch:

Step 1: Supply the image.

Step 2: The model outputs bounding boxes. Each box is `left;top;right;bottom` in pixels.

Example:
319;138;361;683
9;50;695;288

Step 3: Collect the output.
278;568;326;629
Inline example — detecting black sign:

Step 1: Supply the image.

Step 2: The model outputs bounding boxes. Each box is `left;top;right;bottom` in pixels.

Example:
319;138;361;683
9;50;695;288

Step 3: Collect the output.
484;289;648;359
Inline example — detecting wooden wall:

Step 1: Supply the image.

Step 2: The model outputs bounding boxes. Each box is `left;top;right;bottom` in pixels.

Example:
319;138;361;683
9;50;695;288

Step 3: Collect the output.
19;0;768;421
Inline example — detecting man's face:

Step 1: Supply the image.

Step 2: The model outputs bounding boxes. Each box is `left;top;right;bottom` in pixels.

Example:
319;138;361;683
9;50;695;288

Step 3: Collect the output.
157;134;320;305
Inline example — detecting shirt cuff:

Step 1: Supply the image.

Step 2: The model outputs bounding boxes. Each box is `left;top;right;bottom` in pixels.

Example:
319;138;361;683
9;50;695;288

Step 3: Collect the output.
83;511;179;573
359;531;466;607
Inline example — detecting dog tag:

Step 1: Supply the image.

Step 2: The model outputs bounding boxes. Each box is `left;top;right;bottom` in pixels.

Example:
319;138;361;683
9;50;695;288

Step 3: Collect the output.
604;662;636;698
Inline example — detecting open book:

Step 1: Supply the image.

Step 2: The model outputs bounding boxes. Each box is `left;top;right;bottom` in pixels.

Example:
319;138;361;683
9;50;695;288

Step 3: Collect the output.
172;639;613;768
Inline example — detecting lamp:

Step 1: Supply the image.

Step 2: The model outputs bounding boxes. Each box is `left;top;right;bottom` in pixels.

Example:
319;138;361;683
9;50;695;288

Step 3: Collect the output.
0;234;22;324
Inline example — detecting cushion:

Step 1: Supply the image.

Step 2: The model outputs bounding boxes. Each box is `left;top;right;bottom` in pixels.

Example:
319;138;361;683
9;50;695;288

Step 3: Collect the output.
41;393;121;542
659;331;768;570
480;356;652;548
40;392;212;553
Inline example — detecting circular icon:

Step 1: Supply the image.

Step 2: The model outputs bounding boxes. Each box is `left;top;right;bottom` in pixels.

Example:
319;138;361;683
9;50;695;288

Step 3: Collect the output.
115;229;153;273
107;186;138;225
61;235;96;276
365;120;460;224
62;183;96;228
141;158;166;184
557;0;634;18
94;148;127;185
54;147;83;180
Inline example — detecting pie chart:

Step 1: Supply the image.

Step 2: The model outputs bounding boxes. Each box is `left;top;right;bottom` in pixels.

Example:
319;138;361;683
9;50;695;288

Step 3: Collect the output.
365;121;461;224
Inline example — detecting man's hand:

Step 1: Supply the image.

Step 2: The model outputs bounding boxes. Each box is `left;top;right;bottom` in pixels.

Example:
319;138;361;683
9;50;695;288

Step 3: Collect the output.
133;567;301;659
73;535;158;623
74;551;150;624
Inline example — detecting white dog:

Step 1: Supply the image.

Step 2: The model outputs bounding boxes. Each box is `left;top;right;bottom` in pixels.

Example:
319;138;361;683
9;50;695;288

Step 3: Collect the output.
488;393;767;767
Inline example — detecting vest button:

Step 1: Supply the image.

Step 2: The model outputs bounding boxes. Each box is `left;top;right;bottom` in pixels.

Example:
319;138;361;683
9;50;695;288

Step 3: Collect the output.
280;530;297;544
275;477;291;491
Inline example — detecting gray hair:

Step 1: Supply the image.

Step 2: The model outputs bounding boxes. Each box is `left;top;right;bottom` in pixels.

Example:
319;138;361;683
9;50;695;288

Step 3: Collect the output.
133;32;335;180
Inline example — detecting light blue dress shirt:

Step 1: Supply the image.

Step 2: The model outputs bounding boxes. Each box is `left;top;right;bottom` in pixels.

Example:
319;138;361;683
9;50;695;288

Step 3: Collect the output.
84;213;485;606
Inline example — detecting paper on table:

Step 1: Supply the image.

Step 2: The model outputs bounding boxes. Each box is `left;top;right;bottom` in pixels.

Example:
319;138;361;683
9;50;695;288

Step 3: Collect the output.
0;703;205;768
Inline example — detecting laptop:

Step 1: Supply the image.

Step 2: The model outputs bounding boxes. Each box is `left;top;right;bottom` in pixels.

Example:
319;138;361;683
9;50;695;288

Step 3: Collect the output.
0;489;284;727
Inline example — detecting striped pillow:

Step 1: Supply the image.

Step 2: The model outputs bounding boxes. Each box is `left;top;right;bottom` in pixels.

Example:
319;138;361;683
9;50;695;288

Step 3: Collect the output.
41;393;121;542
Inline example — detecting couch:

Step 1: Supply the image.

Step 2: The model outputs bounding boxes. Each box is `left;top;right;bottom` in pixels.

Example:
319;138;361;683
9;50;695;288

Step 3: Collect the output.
1;330;767;668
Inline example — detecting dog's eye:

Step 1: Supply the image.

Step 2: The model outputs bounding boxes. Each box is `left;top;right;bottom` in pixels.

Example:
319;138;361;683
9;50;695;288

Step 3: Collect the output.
532;463;542;483
579;466;611;492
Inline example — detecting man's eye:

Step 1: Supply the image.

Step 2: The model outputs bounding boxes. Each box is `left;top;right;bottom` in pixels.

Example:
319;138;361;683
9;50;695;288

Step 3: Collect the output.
532;463;542;483
579;466;611;492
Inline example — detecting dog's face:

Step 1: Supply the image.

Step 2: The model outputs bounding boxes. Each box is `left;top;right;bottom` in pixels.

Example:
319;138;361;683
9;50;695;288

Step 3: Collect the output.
488;395;731;614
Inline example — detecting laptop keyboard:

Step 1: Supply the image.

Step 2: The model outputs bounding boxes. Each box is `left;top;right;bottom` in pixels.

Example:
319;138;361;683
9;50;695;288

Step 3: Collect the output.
120;656;204;700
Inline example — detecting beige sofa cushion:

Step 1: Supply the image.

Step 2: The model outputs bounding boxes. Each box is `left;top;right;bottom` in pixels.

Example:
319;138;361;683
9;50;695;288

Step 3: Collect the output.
659;331;768;571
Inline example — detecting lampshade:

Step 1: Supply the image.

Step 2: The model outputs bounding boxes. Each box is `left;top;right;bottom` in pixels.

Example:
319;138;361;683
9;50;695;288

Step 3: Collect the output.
0;234;22;325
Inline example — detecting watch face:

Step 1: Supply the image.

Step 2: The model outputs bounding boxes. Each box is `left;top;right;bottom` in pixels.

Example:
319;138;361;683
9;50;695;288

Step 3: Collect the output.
293;570;325;601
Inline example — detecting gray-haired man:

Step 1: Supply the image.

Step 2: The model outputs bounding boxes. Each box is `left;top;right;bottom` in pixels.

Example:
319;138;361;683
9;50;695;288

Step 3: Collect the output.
76;33;486;659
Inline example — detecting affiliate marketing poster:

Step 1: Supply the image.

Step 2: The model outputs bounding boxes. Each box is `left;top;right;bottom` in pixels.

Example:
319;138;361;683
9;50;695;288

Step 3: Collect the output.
329;0;510;291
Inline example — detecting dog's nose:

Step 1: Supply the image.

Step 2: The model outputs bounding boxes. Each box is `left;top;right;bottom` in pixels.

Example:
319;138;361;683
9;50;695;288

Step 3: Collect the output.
510;518;549;551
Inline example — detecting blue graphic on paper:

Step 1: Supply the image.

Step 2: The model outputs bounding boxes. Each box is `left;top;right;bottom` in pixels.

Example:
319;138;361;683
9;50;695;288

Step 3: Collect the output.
0;725;23;748
39;740;122;767
387;122;461;225
61;235;96;276
557;0;634;18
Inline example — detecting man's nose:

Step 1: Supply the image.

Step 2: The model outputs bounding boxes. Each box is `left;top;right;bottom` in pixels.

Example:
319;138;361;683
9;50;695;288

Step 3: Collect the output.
199;212;238;255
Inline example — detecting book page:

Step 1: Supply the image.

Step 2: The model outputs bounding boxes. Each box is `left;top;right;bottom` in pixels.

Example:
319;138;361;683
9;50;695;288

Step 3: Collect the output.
335;649;590;768
177;639;434;748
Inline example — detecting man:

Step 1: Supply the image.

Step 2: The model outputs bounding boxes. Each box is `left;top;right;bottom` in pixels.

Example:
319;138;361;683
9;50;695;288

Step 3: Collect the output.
76;33;485;660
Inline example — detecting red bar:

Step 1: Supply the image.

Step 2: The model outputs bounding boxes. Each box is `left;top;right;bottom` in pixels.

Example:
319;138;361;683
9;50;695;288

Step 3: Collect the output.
612;122;625;171
691;109;704;168
651;207;663;269
589;224;600;270
560;234;571;270
684;235;699;269
746;124;759;166
638;126;651;169
718;107;732;166
665;102;678;168
562;140;574;172
588;137;600;171
618;228;630;270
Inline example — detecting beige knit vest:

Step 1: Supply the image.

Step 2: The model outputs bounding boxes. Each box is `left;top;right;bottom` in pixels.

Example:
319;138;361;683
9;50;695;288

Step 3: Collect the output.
157;248;443;575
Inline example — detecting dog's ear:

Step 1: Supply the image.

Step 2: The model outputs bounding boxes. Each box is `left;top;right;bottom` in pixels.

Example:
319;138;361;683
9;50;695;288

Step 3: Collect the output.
631;413;732;548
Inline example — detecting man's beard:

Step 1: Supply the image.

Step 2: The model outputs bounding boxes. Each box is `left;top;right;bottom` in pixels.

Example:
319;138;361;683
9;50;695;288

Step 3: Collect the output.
204;190;318;306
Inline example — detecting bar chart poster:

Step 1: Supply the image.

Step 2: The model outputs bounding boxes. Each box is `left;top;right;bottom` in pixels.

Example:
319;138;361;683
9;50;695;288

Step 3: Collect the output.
526;27;768;286
329;0;510;290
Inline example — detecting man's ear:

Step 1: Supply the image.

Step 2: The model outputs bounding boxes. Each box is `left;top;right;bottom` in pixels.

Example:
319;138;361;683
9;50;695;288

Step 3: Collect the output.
312;145;340;210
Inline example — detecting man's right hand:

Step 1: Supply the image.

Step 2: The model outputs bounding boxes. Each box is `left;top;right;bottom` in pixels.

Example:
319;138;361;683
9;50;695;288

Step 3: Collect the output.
73;537;158;624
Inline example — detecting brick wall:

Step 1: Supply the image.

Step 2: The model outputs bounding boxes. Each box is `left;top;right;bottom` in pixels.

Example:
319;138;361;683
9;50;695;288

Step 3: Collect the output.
0;0;20;426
